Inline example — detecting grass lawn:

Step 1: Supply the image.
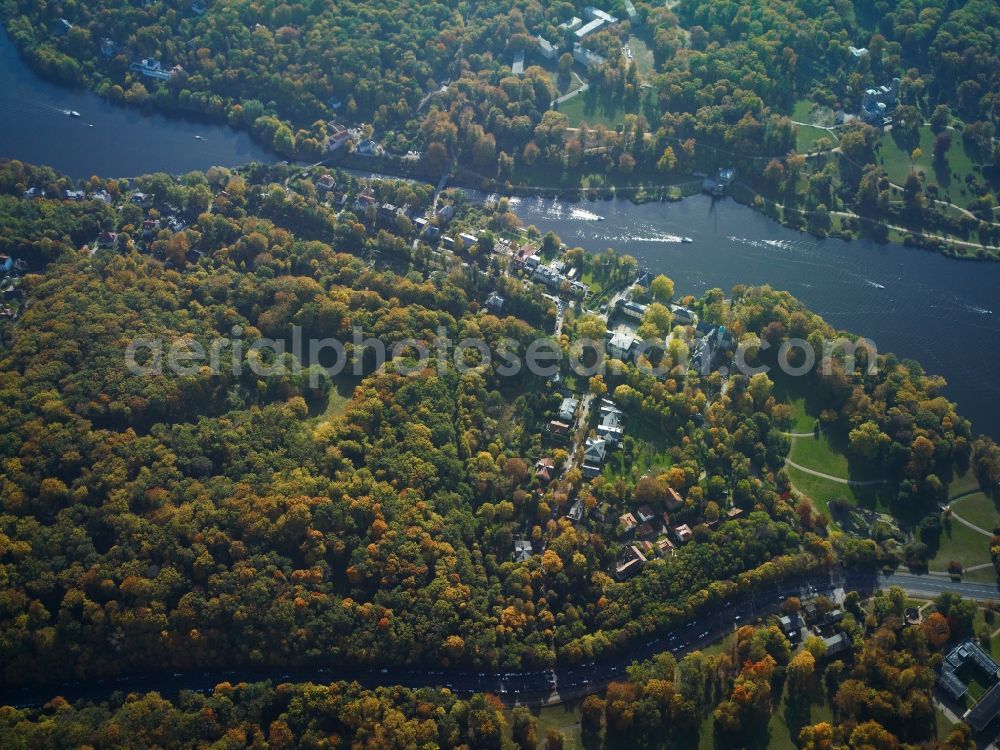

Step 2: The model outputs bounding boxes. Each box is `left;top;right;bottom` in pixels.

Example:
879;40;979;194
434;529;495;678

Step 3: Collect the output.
601;417;673;481
518;700;584;749
950;470;984;499
772;375;823;434
956;663;992;703
876;125;979;203
626;35;655;78
927;518;992;572
989;628;1000;661
547;68;586;98
785;463;894;516
963;566;999;584
308;374;360;422
797;125;837;154
951;492;1000;533
789;432;850;479
782;394;818;434
936;706;956;742
556;86;656;128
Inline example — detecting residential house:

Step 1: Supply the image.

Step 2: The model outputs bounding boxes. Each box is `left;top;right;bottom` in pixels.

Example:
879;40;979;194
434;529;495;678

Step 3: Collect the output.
64;190;86;201
779;613;804;640
671;304;695;324
568;499;585;522
635;523;655;540
665;487;684;511
485;293;505;314
558;397;579;422
860;78;900;126
636;505;656;524
614;544;647;580
130;191;150;206
316;174;337;191
848;46;868;60
191;0;208;15
436;203;455;224
130;59;174;81
441;235;455;249
97;231;119;249
702;166;737;196
583;437;608;478
673;524;692;544
512;539;534;563
597;402;624;444
0;255;13;273
619;512;638;533
823;632;851;657
548;419;571;437
656;536;675;557
326;121;351;151
726;506;745;520
608;331;635;361
355;139;382;157
558;16;583;32
617;299;648;321
378;202;405;225
535;457;556;483
100;38;120;57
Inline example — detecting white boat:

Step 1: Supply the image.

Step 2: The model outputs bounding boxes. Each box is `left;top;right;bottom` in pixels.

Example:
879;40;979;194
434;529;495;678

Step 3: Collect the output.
67;110;81;118
681;236;693;243
194;135;205;140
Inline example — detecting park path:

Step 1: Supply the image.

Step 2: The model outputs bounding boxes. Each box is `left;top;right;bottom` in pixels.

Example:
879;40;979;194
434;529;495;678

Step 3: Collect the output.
945;489;996;538
784;457;888;487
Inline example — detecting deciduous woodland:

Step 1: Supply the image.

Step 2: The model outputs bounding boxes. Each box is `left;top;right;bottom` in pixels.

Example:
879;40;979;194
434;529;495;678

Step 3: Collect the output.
0;156;997;696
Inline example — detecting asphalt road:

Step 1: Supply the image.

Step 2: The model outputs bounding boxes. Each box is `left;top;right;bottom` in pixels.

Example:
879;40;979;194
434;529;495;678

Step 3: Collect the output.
2;568;995;709
878;570;1000;601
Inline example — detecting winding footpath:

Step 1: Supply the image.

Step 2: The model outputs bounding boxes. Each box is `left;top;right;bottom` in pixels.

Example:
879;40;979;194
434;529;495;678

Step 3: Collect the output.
783;457;889;487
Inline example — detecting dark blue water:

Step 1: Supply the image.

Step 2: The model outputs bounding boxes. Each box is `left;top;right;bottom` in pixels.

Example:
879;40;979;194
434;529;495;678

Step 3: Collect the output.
0;32;274;177
1;29;998;438
509;194;1000;439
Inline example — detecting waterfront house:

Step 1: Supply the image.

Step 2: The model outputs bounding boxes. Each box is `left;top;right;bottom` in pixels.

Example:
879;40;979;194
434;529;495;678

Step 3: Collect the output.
130;59;173;81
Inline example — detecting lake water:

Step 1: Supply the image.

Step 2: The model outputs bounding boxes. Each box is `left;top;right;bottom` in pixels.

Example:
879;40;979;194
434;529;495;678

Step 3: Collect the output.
0;32;273;177
2;30;999;438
